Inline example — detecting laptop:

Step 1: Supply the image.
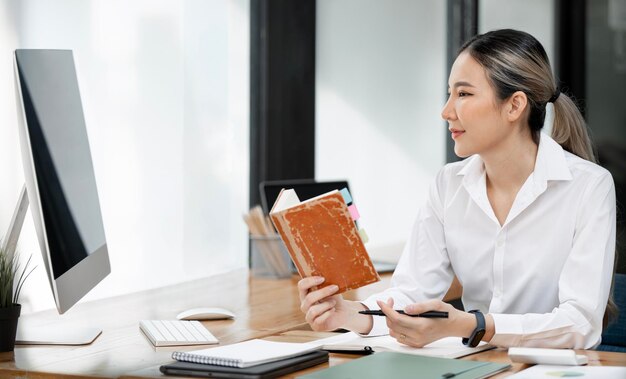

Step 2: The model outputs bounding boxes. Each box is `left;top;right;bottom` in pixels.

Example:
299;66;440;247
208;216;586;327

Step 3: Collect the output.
259;179;397;274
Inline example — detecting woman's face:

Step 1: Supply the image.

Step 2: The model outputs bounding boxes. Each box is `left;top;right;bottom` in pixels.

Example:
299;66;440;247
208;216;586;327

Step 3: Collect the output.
441;51;510;158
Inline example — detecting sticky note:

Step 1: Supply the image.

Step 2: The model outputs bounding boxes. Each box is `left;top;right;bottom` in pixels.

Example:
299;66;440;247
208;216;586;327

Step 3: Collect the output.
340;188;352;204
358;228;369;243
348;204;360;221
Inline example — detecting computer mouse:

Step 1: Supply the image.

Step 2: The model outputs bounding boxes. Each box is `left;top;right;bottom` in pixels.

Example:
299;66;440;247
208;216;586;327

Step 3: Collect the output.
176;307;236;321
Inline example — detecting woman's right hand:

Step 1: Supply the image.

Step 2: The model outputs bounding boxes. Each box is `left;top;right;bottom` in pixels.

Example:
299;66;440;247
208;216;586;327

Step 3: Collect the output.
297;276;372;333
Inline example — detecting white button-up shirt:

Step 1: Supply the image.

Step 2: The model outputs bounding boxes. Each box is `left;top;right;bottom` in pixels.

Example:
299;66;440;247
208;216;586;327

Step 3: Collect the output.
363;133;616;349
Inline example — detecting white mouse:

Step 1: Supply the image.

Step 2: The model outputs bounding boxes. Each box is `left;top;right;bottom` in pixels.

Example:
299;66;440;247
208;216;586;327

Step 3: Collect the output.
176;307;236;321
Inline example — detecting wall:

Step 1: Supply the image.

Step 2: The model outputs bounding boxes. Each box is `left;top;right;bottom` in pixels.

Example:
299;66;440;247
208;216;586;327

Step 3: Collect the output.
315;0;447;260
479;0;556;132
479;0;555;67
0;0;249;313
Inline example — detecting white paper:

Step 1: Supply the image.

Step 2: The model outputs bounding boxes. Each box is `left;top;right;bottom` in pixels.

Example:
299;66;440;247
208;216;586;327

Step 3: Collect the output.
508;365;626;379
314;332;493;359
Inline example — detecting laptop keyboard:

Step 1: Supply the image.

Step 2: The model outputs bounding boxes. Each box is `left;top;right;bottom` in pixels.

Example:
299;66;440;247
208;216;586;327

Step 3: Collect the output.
139;320;219;347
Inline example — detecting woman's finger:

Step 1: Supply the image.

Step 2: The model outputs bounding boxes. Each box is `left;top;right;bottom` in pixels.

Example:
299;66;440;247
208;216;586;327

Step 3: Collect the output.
301;284;339;313
297;276;325;301
305;299;337;324
404;299;447;315
309;302;337;331
377;299;407;326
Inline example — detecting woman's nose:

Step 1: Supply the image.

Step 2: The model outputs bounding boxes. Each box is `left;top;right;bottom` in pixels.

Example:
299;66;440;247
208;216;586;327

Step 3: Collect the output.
441;97;456;121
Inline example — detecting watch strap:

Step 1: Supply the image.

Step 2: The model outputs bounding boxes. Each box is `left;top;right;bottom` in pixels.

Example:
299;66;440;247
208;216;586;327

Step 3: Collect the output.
462;309;486;347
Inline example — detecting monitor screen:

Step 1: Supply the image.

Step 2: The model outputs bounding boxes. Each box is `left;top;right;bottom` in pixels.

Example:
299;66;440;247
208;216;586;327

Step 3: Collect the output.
14;49;110;313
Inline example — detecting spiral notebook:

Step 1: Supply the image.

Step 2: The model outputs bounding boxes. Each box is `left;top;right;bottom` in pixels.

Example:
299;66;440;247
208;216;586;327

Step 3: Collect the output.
171;339;320;368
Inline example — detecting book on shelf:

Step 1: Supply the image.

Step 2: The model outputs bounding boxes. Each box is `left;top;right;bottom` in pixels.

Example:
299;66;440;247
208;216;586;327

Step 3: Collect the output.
315;332;494;359
269;188;380;293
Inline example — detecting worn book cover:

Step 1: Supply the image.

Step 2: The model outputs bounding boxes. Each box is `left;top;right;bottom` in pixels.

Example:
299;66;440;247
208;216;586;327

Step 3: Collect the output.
269;189;379;293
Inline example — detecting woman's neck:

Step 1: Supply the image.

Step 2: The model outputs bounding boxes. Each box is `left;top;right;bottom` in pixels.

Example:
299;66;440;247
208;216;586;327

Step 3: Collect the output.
481;131;538;193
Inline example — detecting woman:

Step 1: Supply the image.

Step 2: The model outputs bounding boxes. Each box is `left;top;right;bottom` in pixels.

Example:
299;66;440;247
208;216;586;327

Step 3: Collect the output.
298;29;616;349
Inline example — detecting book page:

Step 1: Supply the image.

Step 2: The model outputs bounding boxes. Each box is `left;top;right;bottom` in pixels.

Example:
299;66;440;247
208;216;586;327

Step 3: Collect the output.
270;188;301;213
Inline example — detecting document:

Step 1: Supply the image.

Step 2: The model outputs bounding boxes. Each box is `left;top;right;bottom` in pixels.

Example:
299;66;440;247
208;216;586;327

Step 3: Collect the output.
314;332;494;359
508;365;626;378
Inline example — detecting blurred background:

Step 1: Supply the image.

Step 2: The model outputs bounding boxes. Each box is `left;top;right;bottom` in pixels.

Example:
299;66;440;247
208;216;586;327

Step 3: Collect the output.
0;0;624;313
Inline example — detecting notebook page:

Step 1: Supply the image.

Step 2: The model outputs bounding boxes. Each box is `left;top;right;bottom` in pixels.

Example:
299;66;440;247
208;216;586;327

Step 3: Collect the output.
172;339;319;368
316;332;493;359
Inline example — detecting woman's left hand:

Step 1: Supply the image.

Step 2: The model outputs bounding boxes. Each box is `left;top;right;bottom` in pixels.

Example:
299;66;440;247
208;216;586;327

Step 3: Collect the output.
377;298;475;348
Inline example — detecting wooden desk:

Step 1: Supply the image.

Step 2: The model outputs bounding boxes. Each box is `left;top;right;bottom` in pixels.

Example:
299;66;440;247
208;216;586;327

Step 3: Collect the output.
261;330;626;378
0;269;391;378
1;269;624;378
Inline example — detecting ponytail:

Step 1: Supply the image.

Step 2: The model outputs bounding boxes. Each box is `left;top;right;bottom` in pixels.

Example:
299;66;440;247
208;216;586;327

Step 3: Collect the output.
552;93;619;328
550;94;596;163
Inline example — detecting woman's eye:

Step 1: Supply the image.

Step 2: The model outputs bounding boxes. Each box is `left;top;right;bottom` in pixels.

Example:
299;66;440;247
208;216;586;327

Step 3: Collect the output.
458;91;471;97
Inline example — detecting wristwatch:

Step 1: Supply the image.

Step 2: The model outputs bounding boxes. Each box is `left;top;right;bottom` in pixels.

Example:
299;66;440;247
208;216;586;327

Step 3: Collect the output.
462;309;486;347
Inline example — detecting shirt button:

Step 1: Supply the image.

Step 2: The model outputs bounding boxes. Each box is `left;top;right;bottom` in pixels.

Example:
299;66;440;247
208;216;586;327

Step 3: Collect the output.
496;239;505;248
494;289;501;297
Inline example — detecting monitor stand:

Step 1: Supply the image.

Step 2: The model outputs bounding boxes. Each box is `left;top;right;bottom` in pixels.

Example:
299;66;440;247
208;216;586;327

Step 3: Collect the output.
16;328;102;346
3;185;102;346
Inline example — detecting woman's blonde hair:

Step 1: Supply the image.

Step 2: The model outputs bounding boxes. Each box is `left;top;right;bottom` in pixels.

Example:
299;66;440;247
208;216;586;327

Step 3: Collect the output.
460;29;617;327
459;29;595;162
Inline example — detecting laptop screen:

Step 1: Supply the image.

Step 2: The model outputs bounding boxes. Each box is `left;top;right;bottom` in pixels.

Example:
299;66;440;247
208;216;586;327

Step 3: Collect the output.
259;179;350;214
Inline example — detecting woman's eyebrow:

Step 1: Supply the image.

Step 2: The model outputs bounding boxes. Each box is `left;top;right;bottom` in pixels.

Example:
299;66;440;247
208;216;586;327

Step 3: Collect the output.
449;81;475;89
447;81;476;93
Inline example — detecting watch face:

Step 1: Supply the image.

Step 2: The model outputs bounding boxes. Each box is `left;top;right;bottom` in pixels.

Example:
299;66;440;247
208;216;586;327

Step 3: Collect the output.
474;330;486;345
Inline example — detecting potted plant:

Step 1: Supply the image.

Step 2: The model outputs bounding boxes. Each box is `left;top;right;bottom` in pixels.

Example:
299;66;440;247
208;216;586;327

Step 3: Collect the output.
0;246;34;352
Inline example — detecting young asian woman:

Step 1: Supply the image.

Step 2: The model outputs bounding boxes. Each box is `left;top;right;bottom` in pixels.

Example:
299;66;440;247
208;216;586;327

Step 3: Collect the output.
297;29;616;350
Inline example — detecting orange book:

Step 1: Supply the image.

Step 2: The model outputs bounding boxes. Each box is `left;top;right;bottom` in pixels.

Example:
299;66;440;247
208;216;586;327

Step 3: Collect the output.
269;188;380;293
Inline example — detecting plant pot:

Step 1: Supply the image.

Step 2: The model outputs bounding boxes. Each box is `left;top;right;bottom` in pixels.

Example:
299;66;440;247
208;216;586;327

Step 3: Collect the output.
0;304;21;352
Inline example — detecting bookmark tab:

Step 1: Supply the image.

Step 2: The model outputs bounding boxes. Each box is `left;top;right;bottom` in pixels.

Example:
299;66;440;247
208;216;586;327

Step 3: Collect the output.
348;204;360;221
358;228;369;243
340;188;352;205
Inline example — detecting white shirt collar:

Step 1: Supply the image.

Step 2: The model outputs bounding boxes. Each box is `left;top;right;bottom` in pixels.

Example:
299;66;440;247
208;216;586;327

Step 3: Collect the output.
455;133;573;227
532;132;573;182
456;132;572;183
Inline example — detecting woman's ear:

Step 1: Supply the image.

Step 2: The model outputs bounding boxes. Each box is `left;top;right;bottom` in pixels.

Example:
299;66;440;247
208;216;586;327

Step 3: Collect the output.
506;91;528;122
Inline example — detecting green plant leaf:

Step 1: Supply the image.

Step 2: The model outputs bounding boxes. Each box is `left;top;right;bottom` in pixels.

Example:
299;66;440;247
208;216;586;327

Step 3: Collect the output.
0;245;36;308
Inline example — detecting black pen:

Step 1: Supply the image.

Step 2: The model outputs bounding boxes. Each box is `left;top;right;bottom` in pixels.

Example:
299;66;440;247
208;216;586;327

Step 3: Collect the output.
358;310;449;318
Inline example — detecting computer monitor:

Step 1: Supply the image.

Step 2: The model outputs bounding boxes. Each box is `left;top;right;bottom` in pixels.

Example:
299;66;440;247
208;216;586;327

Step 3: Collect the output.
5;49;111;344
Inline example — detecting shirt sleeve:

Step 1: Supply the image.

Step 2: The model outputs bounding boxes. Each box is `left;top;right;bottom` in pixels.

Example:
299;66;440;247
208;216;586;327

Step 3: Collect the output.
490;171;616;349
360;168;455;337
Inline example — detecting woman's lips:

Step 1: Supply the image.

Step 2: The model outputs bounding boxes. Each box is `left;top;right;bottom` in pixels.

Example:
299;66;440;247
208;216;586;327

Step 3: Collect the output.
451;130;465;139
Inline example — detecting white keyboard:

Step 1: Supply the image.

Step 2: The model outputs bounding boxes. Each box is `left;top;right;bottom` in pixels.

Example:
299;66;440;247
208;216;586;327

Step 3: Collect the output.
139;320;219;347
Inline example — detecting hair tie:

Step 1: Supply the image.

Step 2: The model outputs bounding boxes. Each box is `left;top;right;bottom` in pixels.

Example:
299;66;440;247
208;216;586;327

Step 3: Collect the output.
548;89;560;103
